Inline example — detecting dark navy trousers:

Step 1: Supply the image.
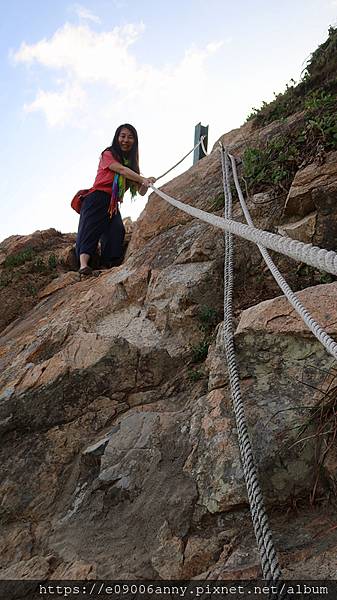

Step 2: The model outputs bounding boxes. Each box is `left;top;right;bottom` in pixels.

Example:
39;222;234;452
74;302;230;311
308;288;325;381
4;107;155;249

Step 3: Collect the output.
76;190;125;265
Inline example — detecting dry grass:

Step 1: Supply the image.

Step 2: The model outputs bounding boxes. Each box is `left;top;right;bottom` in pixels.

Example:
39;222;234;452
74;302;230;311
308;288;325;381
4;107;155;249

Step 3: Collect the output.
291;366;337;504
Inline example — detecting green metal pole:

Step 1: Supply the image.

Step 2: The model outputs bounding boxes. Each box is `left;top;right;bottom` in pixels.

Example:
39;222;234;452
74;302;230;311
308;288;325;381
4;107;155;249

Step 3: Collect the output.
193;123;209;164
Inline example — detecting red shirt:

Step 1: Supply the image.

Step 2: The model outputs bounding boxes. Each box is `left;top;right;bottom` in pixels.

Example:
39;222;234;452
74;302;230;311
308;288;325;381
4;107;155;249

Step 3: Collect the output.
92;149;116;194
82;149;132;216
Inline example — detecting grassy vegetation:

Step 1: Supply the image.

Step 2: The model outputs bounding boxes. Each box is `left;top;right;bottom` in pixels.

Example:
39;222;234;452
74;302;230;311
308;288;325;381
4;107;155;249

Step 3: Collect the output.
0;272;12;289
187;368;205;382
3;249;58;274
190;340;209;363
48;253;57;269
290;367;337;503
3;248;36;268
189;305;220;366
242;91;337;196
247;27;337;127
198;305;219;333
242;27;337;197
242;135;299;193
1;249;59;291
210;193;225;211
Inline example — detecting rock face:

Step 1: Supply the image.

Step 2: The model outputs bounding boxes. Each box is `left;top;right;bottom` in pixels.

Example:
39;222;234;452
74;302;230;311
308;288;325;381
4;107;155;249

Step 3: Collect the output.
284;151;337;218
282;151;337;250
1;116;337;580
278;212;317;244
0;221;134;335
0;229;77;334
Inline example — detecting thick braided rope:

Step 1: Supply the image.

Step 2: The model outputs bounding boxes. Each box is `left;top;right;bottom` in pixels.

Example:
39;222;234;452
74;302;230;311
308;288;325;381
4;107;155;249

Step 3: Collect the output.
227;151;337;361
200;135;209;157
155;136;206;182
149;186;337;277
221;148;282;583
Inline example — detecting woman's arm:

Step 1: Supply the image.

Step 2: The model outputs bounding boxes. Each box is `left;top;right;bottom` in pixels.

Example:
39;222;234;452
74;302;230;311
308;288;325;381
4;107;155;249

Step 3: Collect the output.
108;160;156;187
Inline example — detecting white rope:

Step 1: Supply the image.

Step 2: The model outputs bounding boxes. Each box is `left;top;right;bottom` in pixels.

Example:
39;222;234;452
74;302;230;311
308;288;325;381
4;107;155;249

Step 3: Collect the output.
160;140;337;360
149;185;337;277
227;151;337;361
221;147;283;583
200;135;209;157
149;143;314;593
155;136;206;182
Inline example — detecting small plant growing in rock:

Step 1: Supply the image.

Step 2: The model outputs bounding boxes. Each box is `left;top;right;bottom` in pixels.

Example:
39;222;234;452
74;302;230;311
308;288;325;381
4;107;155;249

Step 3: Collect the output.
304;90;336;111
189;305;220;365
48;253;57;269
304;114;337;150
291;368;337;503
188;368;204;382
242;135;300;195
190;340;209;363
31;257;47;273
0;272;12;288
211;193;225;210
296;263;318;279
198;305;219;333
319;271;334;284
26;283;37;296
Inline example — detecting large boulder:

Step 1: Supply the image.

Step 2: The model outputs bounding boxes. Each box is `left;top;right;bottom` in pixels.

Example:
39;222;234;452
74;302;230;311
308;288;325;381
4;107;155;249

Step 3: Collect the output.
0;229;77;334
283;151;337;250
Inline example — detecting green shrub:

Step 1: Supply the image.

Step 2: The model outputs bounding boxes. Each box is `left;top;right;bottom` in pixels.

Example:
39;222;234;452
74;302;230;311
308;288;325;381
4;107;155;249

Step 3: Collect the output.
48;253;58;269
31;257;47;273
199;306;219;332
0;273;12;288
211;193;225;210
188;369;204;382
191;340;209;363
242;135;300;194
4;248;35;269
242;94;337;196
26;283;37;296
304;89;336;111
319;272;334;284
299;113;337;150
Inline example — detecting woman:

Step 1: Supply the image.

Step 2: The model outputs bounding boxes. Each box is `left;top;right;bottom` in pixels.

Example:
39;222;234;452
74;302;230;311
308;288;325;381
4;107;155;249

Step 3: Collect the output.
76;123;156;274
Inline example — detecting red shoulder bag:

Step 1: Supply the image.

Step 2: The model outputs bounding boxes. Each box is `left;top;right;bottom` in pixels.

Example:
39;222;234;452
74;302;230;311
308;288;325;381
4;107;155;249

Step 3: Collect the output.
71;189;90;214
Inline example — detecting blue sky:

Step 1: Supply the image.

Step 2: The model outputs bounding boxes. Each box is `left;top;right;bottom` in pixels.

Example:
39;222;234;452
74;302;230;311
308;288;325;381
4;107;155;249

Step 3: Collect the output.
1;0;337;242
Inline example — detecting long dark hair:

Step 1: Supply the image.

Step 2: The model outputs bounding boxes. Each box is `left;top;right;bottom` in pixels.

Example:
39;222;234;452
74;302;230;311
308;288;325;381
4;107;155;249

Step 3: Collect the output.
102;123;140;175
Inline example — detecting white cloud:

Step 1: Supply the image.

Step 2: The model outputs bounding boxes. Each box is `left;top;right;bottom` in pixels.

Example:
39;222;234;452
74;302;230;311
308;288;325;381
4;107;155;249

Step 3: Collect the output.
12;22;145;84
72;4;101;23
12;21;226;129
11;20;241;224
23;82;87;127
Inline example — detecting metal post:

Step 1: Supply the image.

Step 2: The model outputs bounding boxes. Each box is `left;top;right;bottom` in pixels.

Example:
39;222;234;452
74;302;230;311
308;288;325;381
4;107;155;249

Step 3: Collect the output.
193;123;209;164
